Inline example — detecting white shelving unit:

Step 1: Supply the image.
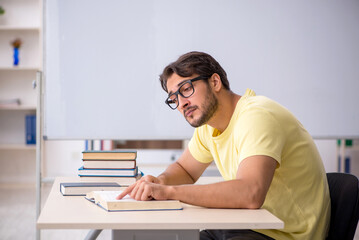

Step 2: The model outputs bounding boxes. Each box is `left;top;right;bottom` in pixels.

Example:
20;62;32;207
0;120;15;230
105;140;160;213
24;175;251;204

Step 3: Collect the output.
0;0;42;183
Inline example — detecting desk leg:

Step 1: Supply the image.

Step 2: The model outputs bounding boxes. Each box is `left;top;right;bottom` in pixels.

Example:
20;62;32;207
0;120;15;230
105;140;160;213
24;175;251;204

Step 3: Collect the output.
112;230;199;240
85;229;102;240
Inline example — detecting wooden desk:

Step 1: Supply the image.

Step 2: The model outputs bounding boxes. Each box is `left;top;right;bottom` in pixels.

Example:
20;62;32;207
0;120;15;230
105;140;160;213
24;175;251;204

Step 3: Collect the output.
37;177;284;240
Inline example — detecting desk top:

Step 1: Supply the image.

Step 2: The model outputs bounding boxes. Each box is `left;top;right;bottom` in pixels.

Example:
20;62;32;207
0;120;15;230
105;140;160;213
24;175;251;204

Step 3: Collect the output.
37;177;284;230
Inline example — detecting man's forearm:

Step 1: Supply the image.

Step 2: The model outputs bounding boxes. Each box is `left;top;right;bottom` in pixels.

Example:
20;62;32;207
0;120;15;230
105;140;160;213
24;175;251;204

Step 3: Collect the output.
167;179;264;209
157;161;196;185
158;155;275;209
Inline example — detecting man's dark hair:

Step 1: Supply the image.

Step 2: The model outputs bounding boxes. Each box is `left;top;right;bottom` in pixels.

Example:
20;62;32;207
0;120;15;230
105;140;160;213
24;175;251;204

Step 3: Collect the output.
159;51;230;92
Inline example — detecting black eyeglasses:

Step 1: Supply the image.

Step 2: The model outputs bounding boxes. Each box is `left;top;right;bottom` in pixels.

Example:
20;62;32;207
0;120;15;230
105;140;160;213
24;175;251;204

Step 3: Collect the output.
165;75;209;110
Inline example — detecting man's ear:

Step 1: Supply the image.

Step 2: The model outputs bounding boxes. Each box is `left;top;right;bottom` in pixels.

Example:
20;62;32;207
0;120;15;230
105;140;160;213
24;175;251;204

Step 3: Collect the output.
209;73;222;92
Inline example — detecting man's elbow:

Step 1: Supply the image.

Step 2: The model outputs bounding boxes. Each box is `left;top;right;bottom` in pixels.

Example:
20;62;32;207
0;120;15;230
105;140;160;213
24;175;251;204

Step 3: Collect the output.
245;189;266;209
246;199;264;209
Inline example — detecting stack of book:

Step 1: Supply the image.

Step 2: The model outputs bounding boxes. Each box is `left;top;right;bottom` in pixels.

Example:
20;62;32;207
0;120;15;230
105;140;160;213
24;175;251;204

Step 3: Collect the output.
78;150;142;186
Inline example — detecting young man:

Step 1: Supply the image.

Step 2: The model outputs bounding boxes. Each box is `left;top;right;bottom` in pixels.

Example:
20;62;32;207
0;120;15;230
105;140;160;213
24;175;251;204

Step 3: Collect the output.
117;51;330;240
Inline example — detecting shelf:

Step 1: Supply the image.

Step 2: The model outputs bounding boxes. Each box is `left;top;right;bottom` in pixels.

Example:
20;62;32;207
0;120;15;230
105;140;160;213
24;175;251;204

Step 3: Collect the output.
0;105;36;110
0;26;40;31
0;144;36;150
0;67;40;71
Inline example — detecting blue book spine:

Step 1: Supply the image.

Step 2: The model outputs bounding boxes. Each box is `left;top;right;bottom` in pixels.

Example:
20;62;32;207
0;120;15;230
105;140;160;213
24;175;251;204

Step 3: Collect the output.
25;115;32;144
32;115;36;144
25;115;36;144
345;156;351;174
85;140;89;151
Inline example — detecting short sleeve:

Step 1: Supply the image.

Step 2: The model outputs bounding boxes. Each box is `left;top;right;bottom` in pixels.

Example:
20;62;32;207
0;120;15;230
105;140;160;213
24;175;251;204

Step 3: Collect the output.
188;127;214;164
237;108;285;165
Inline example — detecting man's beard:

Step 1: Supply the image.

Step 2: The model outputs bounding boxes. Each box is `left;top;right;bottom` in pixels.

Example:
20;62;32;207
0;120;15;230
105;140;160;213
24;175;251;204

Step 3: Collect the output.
185;89;219;128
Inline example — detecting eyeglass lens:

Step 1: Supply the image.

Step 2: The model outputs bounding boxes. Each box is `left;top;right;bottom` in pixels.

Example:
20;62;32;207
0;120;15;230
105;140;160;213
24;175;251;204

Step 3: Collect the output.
167;81;195;109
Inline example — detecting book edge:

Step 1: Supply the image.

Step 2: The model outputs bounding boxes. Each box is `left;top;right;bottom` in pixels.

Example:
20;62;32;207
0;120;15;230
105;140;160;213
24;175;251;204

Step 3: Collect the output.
82;150;137;153
85;196;183;212
78;166;138;171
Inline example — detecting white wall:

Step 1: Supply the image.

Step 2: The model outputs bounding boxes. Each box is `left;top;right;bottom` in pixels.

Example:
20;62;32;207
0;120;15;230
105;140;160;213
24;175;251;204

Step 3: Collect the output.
42;140;84;179
315;140;337;173
45;0;359;140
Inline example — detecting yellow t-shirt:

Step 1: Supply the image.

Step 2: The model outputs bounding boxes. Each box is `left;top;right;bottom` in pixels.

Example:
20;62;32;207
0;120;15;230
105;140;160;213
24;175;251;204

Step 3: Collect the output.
188;89;330;240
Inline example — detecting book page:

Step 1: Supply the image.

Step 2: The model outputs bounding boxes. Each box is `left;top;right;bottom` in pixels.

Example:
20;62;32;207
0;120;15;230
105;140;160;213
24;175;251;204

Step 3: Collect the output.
96;191;135;202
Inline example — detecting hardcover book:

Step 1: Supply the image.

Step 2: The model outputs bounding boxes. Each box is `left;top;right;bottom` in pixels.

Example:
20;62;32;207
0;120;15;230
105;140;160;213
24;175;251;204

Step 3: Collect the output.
79;172;143;186
25;115;36;144
82;150;137;160
85;190;183;212
78;166;138;177
60;182;126;196
83;159;136;169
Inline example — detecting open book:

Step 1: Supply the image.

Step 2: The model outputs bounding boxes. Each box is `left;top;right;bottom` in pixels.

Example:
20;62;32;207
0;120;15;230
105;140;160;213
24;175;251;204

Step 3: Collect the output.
85;191;183;212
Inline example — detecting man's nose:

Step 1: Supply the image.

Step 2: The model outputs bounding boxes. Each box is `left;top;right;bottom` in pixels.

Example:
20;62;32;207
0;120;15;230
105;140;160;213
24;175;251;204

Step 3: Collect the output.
178;95;190;110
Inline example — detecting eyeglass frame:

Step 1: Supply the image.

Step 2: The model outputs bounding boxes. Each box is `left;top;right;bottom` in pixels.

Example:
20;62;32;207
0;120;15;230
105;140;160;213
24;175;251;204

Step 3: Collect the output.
165;75;210;110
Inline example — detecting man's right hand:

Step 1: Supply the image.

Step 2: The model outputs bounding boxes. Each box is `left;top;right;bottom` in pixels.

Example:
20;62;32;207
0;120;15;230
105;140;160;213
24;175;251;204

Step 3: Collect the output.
115;175;163;200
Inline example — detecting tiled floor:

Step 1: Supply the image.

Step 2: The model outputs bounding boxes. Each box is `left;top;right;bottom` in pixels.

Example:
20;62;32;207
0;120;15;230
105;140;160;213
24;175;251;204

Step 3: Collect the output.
0;183;358;240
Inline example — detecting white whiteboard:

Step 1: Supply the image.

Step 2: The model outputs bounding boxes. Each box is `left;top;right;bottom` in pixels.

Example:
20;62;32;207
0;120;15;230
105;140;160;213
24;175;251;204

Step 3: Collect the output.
44;0;359;140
